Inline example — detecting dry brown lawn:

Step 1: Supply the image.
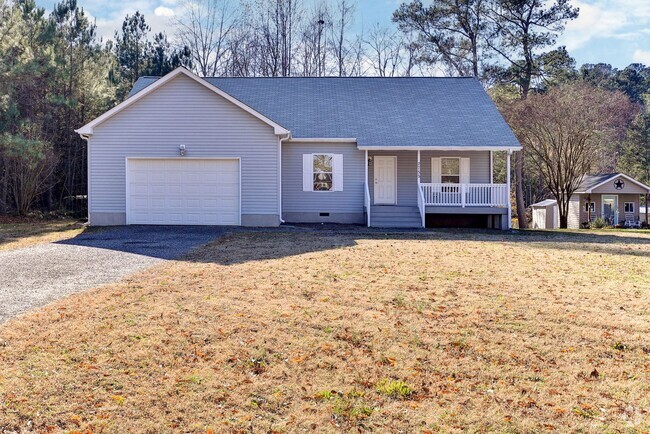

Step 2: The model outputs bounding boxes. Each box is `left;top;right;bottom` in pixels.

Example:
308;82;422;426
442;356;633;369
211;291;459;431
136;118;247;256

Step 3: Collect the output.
0;218;84;251
1;229;649;433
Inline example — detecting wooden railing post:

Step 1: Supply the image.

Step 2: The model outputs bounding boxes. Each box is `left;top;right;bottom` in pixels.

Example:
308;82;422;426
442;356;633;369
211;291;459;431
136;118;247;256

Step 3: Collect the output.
461;184;466;208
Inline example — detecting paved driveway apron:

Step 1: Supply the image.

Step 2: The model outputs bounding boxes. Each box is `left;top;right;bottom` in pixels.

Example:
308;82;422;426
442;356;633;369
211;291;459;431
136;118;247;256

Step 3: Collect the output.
0;226;225;324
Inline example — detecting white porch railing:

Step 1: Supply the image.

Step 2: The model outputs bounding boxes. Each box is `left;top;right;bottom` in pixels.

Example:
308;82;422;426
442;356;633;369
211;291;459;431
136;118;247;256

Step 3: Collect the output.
417;184;425;227
364;182;371;227
419;183;509;208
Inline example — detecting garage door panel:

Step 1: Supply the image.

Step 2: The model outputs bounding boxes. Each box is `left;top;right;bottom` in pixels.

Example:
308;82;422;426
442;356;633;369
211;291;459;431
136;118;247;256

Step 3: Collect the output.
127;159;240;225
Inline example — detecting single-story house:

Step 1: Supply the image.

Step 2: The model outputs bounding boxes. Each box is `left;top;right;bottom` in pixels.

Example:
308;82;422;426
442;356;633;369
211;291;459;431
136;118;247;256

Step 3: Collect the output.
569;173;650;228
76;67;521;229
531;199;559;229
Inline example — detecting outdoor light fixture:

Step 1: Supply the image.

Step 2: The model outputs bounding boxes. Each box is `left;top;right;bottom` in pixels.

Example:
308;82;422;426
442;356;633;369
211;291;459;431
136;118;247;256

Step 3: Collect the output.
179;144;186;156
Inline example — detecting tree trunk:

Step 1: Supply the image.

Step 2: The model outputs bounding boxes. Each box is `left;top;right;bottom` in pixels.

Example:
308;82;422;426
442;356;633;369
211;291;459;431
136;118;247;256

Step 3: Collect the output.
515;151;527;228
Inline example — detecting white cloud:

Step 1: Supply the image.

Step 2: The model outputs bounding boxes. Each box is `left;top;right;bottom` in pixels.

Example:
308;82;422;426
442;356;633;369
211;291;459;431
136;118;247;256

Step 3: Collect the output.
632;49;650;65
154;6;175;17
89;2;178;42
558;0;627;51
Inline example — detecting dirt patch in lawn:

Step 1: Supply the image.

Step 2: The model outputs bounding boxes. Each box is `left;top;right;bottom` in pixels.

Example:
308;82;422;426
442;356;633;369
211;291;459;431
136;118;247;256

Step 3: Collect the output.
0;218;85;251
0;229;649;433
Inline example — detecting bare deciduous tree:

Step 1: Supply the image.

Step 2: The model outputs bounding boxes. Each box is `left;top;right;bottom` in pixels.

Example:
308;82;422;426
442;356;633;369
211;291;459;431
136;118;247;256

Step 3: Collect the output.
330;0;356;77
503;83;636;228
297;2;330;76
175;0;239;76
365;24;404;77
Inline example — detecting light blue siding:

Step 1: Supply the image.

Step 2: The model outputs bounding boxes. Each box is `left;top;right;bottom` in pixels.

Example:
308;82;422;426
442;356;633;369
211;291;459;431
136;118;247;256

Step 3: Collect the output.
420;151;491;183
368;150;491;207
369;151;418;206
282;141;365;220
89;74;280;224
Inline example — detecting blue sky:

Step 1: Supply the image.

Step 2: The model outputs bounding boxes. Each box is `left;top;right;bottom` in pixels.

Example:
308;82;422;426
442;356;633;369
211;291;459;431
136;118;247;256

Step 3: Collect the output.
37;0;650;69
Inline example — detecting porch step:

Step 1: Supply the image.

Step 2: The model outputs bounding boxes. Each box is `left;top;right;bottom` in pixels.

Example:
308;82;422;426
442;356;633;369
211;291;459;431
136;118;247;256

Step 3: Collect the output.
370;206;422;228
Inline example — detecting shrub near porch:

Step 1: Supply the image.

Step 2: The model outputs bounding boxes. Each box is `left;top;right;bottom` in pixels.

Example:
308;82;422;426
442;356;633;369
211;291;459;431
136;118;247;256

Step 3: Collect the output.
0;230;649;432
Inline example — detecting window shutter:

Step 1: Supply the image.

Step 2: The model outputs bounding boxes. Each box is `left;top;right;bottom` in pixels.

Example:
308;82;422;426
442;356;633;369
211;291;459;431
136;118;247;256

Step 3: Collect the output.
303;154;313;191
333;154;344;191
460;158;470;184
431;158;441;183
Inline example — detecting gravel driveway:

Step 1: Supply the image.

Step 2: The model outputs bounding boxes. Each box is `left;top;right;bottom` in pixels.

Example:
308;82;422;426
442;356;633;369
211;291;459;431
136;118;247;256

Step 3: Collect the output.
0;226;226;324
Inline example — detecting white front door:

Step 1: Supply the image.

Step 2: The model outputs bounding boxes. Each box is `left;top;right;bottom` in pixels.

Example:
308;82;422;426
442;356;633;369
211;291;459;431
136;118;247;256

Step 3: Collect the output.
374;156;396;205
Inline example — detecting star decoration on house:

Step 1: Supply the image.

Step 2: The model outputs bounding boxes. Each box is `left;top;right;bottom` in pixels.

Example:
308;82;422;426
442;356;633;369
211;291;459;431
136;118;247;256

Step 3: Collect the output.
614;179;625;190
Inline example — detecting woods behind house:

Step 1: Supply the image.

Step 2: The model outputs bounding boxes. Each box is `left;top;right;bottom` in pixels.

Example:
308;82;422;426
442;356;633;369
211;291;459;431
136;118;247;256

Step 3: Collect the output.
1;0;649;226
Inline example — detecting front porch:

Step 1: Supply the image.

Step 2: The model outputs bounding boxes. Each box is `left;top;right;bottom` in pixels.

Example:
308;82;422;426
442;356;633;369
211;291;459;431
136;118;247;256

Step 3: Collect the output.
363;149;513;229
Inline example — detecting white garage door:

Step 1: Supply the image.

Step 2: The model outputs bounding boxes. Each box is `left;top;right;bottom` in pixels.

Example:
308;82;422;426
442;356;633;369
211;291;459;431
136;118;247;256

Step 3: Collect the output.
127;158;240;225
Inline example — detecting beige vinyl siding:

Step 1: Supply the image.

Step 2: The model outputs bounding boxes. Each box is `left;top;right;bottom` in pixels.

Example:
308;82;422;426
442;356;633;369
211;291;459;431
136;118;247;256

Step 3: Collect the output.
590;176;647;194
578;193;642;223
578;194;600;225
89;74;279;218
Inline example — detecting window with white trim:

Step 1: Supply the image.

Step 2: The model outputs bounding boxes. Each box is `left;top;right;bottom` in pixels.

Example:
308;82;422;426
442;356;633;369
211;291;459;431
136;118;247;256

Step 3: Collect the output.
584;202;595;213
303;153;343;192
441;157;460;184
625;202;635;213
313;154;333;191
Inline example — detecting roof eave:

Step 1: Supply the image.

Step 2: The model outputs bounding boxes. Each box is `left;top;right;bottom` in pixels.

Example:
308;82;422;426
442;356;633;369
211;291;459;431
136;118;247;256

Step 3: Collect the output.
356;145;522;151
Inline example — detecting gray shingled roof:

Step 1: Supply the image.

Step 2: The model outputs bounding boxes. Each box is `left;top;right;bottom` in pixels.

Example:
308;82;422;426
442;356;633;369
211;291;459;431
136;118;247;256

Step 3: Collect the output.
576;173;620;192
129;76;521;149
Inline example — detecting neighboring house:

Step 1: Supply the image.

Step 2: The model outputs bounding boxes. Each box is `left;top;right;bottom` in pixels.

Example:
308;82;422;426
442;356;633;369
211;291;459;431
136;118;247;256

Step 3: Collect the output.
531;199;559;229
76;67;521;229
568;173;650;228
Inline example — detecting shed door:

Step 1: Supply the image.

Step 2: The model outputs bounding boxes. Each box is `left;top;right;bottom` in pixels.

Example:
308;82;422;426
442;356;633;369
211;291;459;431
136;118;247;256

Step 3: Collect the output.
127;159;240;225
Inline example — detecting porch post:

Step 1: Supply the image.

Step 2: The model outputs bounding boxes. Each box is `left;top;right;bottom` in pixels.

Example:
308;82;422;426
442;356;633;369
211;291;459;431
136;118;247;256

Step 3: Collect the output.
417;150;421;185
489;151;493;184
506;150;512;229
646;193;649;226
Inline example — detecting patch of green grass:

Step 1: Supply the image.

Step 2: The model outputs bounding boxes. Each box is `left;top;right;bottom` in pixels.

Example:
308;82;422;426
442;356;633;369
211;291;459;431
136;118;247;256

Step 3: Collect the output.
331;397;375;420
315;389;337;400
376;379;414;399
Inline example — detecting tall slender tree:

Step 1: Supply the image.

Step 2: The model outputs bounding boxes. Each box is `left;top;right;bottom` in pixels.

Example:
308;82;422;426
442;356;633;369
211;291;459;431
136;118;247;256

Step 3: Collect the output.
393;0;489;78
487;0;578;228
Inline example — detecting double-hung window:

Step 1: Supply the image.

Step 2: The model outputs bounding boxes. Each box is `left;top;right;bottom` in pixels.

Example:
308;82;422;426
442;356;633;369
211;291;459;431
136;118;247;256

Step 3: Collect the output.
313;154;333;191
303;153;343;192
625;202;635;213
441;157;460;184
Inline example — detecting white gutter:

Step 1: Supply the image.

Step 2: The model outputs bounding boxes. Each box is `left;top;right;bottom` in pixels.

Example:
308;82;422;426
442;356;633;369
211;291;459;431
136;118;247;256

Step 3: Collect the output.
357;145;522;152
278;132;292;224
288;137;356;143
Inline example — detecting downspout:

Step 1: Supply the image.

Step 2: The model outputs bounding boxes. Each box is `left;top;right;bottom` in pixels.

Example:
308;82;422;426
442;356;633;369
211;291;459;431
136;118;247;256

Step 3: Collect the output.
79;133;91;225
278;132;292;224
